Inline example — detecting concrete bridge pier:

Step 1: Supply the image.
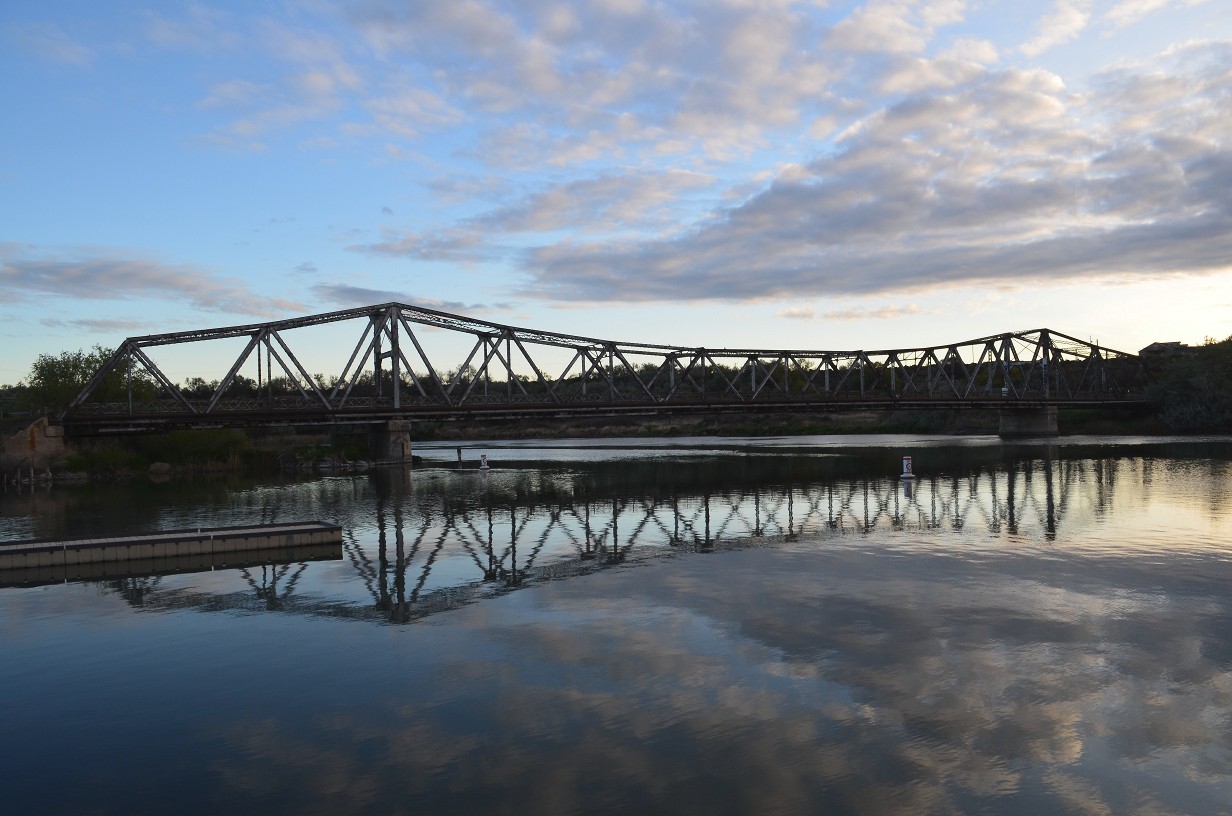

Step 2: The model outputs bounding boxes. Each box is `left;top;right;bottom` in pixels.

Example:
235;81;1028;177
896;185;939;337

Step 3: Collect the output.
998;406;1059;438
369;420;413;463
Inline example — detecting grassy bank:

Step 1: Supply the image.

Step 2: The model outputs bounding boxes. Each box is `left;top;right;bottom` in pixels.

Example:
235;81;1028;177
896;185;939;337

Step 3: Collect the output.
56;428;360;477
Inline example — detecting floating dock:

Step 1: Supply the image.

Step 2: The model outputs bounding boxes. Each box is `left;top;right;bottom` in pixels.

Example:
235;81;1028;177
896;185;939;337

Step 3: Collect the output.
0;521;343;587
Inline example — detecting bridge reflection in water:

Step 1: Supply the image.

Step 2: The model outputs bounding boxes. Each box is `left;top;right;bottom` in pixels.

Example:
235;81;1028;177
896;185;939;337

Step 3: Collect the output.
97;444;1157;624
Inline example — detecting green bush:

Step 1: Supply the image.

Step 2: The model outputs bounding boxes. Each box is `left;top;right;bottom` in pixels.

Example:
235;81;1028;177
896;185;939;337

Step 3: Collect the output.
64;441;145;473
1146;337;1232;433
134;429;254;464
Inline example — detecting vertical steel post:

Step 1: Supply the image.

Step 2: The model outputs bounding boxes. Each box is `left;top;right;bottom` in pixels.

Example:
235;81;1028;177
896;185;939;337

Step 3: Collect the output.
390;306;401;410
265;333;273;405
373;315;383;400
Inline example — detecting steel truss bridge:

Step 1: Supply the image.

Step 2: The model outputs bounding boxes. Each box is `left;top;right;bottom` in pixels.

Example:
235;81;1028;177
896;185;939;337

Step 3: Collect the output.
64;302;1147;432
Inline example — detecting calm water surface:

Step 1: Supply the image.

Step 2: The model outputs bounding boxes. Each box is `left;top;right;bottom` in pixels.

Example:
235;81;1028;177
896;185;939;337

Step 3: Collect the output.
2;435;1231;815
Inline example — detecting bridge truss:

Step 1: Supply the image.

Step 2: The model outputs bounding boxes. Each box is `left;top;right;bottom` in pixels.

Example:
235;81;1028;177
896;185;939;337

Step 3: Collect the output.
65;302;1146;428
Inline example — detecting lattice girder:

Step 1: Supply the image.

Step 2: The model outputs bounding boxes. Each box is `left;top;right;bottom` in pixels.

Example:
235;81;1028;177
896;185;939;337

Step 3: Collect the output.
65;302;1148;420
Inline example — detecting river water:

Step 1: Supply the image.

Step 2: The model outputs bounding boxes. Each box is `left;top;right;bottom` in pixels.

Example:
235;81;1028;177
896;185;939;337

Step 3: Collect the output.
2;435;1231;815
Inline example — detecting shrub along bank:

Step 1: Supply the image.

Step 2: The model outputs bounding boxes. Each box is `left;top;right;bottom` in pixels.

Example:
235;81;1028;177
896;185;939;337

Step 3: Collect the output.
48;428;369;479
1145;336;1232;433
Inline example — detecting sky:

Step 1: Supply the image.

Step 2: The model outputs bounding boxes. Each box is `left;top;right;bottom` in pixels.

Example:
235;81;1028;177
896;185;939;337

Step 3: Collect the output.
2;0;1231;385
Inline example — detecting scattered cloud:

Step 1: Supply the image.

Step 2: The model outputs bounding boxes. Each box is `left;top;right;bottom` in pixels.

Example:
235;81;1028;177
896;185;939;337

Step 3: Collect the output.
6;0;1231;351
11;22;95;66
941;37;1000;66
470;170;715;234
341;0;849;164
1020;0;1093;56
0;243;305;316
776;306;815;320
40;317;147;333
822;304;925;321
775;304;925;321
310;283;496;313
192;18;365;149
827;0;968;55
347;229;490;262
143;4;241;52
1103;0;1205;30
520;43;1232;304
196;79;266;110
364;88;464;139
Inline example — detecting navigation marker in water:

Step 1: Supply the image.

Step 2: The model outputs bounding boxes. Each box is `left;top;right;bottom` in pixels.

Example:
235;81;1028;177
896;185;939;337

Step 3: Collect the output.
901;456;914;479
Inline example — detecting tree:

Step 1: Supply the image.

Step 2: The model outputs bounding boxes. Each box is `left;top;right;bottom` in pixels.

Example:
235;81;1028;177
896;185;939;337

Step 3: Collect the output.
23;346;156;413
1;381;28;418
1146;336;1232;432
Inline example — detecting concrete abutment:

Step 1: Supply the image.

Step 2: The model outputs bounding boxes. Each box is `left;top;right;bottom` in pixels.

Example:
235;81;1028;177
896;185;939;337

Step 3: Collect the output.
998;406;1059;438
368;420;413;462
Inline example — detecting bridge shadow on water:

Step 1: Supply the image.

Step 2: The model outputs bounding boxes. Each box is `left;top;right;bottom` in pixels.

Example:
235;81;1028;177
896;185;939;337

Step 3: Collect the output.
87;439;1232;625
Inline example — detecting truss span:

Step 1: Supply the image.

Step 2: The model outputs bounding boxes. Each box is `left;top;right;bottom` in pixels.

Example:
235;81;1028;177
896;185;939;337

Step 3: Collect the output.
64;302;1147;430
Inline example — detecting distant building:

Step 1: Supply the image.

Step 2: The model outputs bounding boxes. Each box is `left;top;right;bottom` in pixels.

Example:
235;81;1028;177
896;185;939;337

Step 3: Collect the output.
1139;341;1192;359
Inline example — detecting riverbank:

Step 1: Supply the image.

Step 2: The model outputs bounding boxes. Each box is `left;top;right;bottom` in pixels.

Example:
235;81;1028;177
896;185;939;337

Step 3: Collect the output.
2;405;1164;485
410;405;1163;441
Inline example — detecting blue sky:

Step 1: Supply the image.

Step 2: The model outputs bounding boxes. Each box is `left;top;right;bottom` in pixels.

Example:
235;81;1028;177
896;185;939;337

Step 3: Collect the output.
3;0;1231;384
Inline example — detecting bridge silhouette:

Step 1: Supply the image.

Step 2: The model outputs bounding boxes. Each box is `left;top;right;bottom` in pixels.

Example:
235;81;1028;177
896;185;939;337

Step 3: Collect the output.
63;302;1147;437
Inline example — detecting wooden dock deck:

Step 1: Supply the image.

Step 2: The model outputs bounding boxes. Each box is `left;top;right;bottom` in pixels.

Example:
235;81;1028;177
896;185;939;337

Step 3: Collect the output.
0;521;344;586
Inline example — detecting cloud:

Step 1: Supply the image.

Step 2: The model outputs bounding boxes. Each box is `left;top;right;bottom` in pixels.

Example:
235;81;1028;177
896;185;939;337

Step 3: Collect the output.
310;283;497;313
157;0;964;167
822;304;924;320
1020;0;1093;57
776;304;924;321
941;38;1000;66
0;243;305;316
826;0;968;55
143;4;241;52
1103;0;1205;30
198;88;344;149
776;306;815;320
364;88;464;139
518;43;1232;304
196;79;265;110
40;318;147;333
347;229;490;262
193;19;364;149
470;170;715;234
343;0;848;164
11;22;95;66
